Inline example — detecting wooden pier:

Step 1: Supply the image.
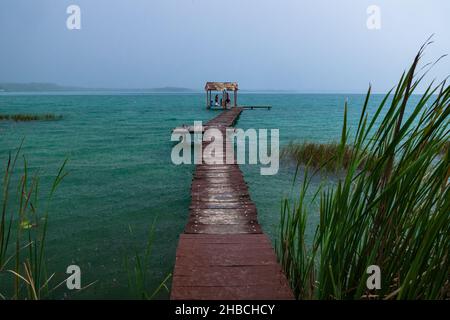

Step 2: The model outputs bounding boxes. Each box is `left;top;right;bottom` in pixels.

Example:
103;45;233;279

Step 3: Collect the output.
171;108;293;300
240;105;272;110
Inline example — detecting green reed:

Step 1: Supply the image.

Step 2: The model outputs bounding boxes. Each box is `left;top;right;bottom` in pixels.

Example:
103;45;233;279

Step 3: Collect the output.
0;142;68;299
442;140;449;155
124;221;171;300
278;42;449;300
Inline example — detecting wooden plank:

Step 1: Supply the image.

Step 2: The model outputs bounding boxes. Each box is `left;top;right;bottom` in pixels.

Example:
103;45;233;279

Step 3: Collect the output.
184;224;262;234
171;285;292;300
178;233;270;243
188;215;257;225
172;265;288;286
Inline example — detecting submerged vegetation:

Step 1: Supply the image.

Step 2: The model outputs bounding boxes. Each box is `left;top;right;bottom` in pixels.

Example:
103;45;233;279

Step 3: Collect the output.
283;139;448;170
0;143;68;299
278;43;450;300
281;142;368;171
0;113;62;122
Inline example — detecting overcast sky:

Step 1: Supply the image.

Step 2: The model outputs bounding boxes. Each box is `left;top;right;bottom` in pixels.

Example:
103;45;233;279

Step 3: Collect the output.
0;0;449;92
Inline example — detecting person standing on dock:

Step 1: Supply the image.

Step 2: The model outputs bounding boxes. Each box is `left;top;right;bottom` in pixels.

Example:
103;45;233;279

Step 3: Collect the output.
222;89;227;109
214;94;219;106
222;89;230;109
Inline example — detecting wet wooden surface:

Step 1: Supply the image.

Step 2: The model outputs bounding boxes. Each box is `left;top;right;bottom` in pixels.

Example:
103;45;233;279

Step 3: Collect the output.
171;234;293;300
171;108;293;300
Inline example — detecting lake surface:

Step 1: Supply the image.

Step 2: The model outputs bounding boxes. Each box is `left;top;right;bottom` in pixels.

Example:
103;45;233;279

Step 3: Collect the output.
0;92;407;299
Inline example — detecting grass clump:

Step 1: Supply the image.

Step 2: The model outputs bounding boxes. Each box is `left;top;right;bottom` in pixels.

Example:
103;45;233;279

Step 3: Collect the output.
0;114;62;122
281;142;370;171
278;41;450;300
0;142;68;299
125;222;171;300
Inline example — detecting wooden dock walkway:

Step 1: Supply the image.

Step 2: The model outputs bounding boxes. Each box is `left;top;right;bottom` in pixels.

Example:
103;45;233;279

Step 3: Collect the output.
171;108;293;300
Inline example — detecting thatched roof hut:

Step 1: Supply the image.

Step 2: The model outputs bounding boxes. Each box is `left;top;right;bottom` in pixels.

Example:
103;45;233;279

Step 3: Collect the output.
205;82;238;109
205;82;239;92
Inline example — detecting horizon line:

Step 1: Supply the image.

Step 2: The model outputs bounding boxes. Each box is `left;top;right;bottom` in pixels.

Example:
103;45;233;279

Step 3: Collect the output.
0;82;429;95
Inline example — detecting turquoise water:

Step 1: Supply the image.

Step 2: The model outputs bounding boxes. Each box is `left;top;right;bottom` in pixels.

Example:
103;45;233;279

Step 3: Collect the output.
0;93;403;299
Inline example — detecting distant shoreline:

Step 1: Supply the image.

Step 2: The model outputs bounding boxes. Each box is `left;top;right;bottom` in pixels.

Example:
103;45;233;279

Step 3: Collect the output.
0;83;197;93
0;83;302;94
0;91;431;96
0;83;431;95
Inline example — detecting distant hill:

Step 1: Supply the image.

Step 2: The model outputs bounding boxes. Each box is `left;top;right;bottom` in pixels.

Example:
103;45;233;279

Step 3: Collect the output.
0;83;196;93
142;86;195;93
0;83;80;92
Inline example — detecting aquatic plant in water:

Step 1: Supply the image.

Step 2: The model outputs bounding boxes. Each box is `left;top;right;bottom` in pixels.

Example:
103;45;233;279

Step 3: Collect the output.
0;114;62;122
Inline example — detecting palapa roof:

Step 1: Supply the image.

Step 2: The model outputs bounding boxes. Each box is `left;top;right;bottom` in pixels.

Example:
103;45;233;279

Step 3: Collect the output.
205;82;238;91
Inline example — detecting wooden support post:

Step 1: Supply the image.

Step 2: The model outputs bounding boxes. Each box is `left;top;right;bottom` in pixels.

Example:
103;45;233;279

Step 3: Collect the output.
234;90;237;107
